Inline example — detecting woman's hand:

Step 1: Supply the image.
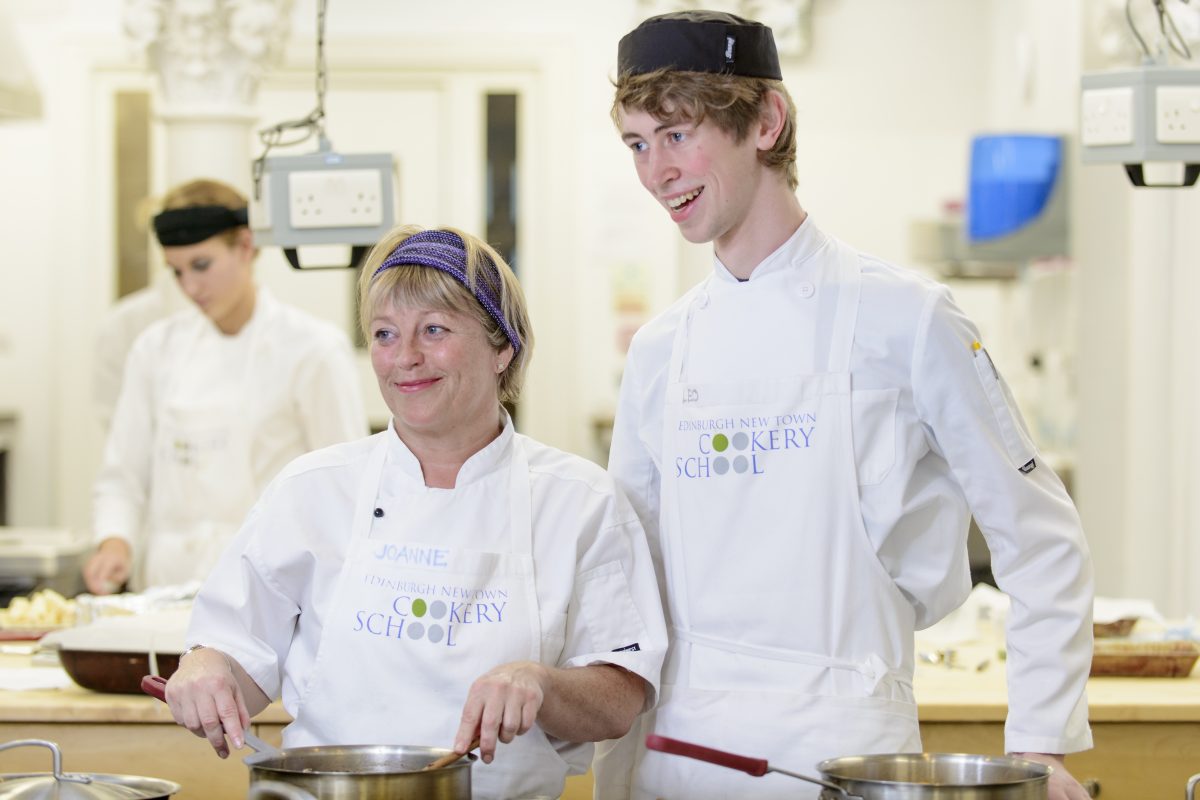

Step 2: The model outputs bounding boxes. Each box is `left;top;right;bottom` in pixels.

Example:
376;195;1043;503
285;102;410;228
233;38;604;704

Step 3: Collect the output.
82;538;131;595
453;661;548;764
1011;753;1092;800
165;647;252;759
452;661;647;765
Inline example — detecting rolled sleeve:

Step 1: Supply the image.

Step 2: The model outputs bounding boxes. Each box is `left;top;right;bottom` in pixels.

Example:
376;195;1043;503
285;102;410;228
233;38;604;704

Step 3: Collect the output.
913;287;1094;754
560;514;667;710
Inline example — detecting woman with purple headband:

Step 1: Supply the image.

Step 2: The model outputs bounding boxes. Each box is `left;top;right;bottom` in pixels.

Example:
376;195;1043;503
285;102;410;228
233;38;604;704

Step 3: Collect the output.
163;225;668;799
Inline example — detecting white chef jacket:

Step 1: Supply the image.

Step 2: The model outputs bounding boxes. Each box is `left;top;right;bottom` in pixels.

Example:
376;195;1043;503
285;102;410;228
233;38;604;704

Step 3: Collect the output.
93;287;367;587
187;419;668;776
92;281;182;431
609;217;1093;755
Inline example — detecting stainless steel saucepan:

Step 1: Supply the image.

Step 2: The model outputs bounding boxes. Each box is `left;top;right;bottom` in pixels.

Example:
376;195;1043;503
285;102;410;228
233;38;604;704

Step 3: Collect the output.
645;734;1051;799
141;675;474;800
0;739;181;799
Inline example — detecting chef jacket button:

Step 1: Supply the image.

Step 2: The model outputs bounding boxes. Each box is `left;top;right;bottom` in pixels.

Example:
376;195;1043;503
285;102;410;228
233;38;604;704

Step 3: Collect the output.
373;507;384;518
697;292;710;309
797;281;815;298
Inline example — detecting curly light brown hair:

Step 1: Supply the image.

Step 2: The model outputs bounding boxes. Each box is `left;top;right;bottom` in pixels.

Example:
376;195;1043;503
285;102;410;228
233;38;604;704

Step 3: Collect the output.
612;68;798;191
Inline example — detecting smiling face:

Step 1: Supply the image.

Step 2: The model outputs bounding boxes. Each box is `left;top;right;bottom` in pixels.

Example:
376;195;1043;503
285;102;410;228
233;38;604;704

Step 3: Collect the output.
619;107;767;251
162;228;256;334
369;297;511;449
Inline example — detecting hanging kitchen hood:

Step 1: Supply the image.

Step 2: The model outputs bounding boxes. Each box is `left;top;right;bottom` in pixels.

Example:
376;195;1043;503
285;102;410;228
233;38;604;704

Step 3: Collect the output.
0;8;42;120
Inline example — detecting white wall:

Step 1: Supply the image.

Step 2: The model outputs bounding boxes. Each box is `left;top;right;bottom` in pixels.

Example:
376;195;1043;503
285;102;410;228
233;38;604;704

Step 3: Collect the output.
1073;2;1200;617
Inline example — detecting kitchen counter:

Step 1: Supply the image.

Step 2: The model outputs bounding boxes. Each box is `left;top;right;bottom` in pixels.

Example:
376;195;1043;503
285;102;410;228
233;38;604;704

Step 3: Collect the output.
913;645;1200;798
1;651;1198;797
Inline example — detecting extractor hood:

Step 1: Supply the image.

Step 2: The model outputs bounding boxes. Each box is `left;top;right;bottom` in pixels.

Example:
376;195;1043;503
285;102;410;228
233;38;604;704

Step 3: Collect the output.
0;8;41;119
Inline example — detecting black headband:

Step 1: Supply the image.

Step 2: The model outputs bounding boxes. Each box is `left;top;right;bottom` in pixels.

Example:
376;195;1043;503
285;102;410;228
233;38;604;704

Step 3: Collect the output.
618;11;782;81
152;205;249;247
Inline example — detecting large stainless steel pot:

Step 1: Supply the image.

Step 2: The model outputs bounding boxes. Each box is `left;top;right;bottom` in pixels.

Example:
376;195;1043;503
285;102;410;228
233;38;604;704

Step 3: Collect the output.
244;745;473;800
0;739;181;800
646;734;1051;799
140;675;473;800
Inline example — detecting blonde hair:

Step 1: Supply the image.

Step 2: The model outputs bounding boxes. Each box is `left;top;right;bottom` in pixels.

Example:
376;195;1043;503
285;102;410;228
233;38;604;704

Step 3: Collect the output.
613;68;798;191
357;225;533;404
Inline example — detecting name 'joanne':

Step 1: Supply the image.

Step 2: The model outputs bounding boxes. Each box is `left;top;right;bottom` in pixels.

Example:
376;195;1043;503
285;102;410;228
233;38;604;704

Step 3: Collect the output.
372;543;449;567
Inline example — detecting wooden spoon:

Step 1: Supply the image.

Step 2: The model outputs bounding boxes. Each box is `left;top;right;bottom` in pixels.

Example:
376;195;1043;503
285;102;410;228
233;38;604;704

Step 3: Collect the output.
423;736;480;771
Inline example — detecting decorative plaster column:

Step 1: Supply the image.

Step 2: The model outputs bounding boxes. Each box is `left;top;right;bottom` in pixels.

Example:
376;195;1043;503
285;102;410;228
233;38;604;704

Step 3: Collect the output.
124;0;294;195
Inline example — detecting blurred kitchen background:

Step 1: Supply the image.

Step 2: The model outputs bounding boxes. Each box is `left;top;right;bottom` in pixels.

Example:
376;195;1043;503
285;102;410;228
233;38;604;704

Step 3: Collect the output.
0;0;1198;619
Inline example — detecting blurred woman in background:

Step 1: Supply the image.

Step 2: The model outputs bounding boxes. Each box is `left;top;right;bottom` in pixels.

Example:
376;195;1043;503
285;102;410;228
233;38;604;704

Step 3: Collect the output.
83;178;367;594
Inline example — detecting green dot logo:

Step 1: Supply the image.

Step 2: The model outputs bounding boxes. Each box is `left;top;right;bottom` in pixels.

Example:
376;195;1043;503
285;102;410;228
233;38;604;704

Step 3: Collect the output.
412;598;427;618
712;434;729;452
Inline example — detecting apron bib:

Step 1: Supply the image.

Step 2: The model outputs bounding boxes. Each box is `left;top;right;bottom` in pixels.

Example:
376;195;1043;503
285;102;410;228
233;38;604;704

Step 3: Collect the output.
291;433;566;800
142;316;261;589
633;241;921;800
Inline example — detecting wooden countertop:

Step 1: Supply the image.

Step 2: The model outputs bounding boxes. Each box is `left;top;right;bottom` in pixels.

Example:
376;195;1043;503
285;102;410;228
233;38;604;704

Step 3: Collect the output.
914;651;1200;722
1;649;1197;726
0;653;291;724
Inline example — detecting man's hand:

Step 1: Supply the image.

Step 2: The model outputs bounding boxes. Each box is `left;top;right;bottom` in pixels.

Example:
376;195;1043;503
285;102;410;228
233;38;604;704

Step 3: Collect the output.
1011;752;1093;800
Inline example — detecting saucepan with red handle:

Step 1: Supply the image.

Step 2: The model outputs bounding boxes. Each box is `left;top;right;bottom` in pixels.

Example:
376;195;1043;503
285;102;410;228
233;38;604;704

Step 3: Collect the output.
141;675;475;800
645;734;1052;799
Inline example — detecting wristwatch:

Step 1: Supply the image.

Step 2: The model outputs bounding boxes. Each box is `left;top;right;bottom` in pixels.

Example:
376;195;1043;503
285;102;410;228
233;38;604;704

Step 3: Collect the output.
180;643;208;660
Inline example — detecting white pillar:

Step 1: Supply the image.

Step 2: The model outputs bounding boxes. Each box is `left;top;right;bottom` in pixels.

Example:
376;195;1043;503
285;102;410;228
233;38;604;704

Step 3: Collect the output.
124;0;295;194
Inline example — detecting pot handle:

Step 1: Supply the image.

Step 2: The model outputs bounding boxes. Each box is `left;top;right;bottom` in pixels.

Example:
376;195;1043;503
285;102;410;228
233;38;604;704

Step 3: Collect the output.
1187;772;1199;800
246;779;319;800
141;674;280;757
644;735;858;799
0;739;94;785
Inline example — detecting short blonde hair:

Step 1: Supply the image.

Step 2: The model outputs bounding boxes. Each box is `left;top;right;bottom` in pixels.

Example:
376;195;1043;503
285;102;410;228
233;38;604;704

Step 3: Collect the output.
357;225;533;404
613;68;798;191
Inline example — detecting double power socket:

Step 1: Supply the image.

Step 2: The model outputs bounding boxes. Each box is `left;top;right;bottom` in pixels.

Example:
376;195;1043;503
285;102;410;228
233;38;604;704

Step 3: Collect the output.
1081;84;1200;147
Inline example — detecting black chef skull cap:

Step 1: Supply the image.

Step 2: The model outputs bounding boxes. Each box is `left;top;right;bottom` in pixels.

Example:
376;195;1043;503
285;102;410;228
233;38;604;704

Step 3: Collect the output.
152;205;249;247
617;10;782;81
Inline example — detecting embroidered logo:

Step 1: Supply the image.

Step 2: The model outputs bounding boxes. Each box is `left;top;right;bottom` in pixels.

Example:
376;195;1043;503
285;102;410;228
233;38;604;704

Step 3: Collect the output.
353;571;511;648
675;413;816;479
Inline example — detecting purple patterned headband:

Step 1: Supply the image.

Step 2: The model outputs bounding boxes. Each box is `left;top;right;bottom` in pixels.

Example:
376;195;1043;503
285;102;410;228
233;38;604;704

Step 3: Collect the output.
372;230;521;355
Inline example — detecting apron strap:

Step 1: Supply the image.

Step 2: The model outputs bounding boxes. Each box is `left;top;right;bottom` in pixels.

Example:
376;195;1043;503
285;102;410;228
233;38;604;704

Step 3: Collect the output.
671;628;899;695
506;434;532;557
825;240;862;376
349;433;390;540
667;279;713;385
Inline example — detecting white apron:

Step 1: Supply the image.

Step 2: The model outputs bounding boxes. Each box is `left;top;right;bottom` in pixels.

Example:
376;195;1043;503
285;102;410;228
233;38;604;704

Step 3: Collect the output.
287;432;567;800
630;239;921;799
140;315;262;590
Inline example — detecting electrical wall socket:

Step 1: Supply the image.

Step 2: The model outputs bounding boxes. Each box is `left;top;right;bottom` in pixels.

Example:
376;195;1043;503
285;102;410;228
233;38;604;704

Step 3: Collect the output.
1081;87;1134;146
288;169;385;229
1156;85;1200;144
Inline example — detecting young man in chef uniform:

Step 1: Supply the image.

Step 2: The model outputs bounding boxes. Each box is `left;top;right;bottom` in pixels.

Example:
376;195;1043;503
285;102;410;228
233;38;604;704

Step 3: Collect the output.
595;11;1094;800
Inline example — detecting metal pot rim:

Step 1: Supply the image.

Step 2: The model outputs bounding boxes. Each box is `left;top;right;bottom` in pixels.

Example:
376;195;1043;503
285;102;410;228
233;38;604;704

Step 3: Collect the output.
244;744;477;775
817;752;1052;788
0;771;181;799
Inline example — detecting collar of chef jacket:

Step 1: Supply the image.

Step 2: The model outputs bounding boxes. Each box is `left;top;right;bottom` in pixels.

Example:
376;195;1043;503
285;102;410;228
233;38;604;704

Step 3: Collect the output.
711;214;830;285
